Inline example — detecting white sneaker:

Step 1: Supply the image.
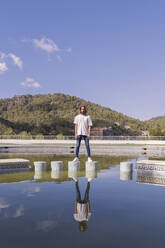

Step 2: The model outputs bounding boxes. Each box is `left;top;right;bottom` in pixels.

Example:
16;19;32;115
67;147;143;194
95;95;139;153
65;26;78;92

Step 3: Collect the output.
72;157;79;162
72;176;78;182
88;178;93;182
88;157;92;162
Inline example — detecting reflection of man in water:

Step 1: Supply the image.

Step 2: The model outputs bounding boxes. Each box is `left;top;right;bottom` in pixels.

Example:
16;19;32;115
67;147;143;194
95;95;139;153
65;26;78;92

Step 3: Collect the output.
73;180;92;232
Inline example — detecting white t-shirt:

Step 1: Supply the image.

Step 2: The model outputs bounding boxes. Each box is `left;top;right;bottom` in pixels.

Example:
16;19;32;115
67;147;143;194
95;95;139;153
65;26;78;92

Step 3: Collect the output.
74;114;92;136
73;202;92;222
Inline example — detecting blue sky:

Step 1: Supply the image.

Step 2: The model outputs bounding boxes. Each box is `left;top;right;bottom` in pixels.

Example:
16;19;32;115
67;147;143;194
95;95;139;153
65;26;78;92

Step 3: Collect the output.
0;0;165;120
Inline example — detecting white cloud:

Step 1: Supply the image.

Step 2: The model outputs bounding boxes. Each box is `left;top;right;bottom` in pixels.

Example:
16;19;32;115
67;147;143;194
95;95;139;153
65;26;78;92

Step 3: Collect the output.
0;51;23;73
0;52;7;60
23;37;71;63
32;37;60;53
9;53;23;69
56;55;62;63
26;77;35;82
0;62;8;74
32;82;40;88
21;77;41;88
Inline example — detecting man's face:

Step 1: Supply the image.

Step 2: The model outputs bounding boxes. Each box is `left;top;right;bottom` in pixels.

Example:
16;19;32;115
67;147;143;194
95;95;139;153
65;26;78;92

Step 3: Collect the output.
80;107;85;114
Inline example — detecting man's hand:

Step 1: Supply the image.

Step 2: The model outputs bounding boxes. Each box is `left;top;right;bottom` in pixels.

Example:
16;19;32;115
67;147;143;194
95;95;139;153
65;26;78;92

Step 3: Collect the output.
75;124;78;139
87;134;91;139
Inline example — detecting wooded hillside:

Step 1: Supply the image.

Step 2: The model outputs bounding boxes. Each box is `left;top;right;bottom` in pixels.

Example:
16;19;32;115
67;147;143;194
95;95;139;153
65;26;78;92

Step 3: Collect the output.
0;93;147;136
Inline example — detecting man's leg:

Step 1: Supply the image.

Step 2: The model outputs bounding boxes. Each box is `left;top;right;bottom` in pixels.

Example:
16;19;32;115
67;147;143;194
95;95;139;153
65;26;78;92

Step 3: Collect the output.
75;135;82;158
75;181;81;202
83;136;91;157
84;182;90;201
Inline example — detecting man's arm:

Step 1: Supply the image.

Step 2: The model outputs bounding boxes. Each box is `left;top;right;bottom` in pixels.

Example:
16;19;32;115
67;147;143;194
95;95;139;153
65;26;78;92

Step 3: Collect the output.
87;200;91;212
88;126;91;139
74;200;78;213
75;124;78;139
88;116;92;139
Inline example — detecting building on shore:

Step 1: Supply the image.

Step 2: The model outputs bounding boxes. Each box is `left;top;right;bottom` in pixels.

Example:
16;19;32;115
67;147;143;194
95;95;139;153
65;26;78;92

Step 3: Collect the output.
141;130;150;136
91;127;114;136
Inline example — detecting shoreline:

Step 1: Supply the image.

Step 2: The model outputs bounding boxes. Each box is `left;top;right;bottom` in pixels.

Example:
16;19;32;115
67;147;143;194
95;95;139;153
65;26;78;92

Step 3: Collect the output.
1;139;165;145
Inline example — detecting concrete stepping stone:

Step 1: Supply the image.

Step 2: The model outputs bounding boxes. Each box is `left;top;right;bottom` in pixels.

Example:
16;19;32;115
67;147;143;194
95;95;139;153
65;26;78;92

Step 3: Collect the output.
34;161;46;171
120;171;133;181
85;161;98;170
68;161;80;171
51;170;62;179
120;161;133;173
68;169;79;180
85;169;97;179
51;161;63;171
34;170;45;180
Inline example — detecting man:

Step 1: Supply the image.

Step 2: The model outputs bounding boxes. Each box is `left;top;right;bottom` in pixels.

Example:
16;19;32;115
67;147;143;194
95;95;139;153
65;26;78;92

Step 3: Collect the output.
73;179;92;232
73;106;92;162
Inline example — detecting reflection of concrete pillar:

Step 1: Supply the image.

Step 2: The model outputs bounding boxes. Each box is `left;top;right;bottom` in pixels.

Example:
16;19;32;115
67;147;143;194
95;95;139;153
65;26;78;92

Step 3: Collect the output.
68;169;79;179
34;161;46;171
34;170;45;180
85;161;98;171
120;162;133;181
51;170;62;179
68;161;80;171
86;169;97;179
120;162;133;172
34;161;46;180
120;171;132;181
51;161;63;171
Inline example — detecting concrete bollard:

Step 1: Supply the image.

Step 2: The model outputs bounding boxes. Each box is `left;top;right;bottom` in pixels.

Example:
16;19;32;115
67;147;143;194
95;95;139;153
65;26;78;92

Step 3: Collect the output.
68;161;80;171
120;161;133;181
120;161;133;172
68;169;79;179
34;161;46;171
34;170;45;180
120;171;133;181
85;161;98;171
51;161;63;171
51;170;62;179
86;169;97;179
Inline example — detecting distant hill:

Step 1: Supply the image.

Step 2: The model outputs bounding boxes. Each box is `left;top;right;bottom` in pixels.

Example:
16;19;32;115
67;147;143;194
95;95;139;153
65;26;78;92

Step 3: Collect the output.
146;116;165;126
0;93;147;136
146;116;165;136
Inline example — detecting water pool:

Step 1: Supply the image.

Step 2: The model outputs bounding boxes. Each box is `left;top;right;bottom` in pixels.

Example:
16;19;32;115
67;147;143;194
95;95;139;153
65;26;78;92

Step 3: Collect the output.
0;154;165;248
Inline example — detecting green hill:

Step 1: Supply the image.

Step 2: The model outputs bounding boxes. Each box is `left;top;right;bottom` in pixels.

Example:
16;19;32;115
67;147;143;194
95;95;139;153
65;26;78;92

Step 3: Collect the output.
146;116;165;136
0;93;147;136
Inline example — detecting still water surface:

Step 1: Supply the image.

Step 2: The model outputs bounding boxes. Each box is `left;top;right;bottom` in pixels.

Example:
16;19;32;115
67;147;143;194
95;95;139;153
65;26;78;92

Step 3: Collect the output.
0;154;165;248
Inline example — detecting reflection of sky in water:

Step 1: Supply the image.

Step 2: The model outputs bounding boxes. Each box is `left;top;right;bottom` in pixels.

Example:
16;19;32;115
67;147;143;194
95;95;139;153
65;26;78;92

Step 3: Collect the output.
0;201;24;219
36;220;57;232
0;198;10;209
0;155;165;247
23;186;41;197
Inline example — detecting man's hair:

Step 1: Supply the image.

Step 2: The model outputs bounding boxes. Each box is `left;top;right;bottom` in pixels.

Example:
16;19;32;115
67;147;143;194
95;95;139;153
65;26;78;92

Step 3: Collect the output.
78;221;88;232
78;105;87;114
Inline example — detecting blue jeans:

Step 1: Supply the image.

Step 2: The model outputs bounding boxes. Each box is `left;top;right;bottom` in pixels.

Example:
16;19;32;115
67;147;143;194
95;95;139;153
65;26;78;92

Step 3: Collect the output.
76;135;91;157
75;181;90;203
